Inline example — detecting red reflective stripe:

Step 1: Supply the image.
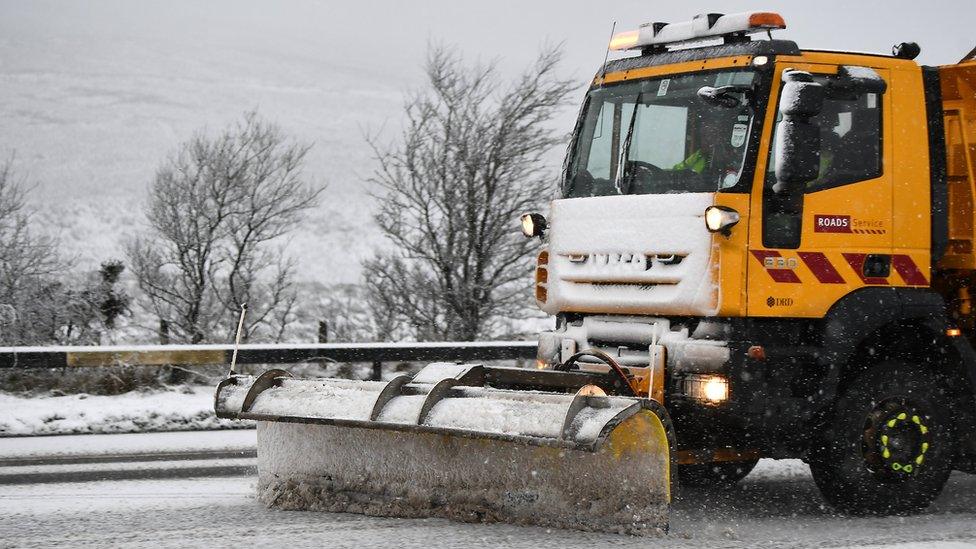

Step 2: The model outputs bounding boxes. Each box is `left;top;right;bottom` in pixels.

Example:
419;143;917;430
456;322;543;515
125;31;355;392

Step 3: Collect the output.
892;255;929;286
766;268;802;283
798;252;845;284
750;250;801;283
750;250;780;263
842;253;889;285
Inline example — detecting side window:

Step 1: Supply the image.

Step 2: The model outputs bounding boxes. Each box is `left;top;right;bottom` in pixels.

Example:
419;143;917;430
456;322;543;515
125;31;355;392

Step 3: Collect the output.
808;90;882;191
767;75;883;192
583;102;616;180
580;101;637;182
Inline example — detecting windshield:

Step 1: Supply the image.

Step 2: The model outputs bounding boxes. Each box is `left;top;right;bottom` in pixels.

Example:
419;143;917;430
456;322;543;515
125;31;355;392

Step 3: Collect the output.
564;70;760;198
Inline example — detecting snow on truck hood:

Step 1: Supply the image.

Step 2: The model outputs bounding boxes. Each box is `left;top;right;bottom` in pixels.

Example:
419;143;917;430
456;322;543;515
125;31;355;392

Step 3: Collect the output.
540;192;719;317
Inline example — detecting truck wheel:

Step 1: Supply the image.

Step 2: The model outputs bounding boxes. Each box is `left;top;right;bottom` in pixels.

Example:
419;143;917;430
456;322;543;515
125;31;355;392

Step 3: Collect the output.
678;459;758;487
810;362;955;515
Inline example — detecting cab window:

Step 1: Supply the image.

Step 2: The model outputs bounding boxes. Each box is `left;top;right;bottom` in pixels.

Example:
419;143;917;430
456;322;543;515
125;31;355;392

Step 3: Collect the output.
808;89;882;190
767;75;883;192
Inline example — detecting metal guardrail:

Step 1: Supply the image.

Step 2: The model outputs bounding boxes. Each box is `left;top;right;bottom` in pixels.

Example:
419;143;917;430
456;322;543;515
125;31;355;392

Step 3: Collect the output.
0;341;539;370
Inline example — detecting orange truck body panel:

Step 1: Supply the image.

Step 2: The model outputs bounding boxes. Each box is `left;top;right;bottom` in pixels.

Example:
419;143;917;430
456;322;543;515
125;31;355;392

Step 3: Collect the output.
939;61;976;271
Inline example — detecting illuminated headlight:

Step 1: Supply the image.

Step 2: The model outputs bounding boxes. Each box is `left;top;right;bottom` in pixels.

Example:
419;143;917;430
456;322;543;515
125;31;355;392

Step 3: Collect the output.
520;213;547;238
704;206;740;236
684;374;730;404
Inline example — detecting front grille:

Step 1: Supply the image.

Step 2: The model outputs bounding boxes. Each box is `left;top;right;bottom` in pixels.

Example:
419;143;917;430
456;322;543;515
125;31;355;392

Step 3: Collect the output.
581;281;671;291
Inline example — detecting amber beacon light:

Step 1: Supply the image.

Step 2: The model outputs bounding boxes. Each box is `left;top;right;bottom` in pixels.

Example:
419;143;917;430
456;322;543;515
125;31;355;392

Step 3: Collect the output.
609;11;786;52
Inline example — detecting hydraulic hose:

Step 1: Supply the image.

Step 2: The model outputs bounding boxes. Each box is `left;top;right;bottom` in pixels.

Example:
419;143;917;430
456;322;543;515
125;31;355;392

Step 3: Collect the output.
556;348;640;397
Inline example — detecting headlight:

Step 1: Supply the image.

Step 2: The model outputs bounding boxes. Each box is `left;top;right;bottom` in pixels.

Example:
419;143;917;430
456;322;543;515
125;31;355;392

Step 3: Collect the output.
684;374;730;404
520;213;547;238
704;206;740;236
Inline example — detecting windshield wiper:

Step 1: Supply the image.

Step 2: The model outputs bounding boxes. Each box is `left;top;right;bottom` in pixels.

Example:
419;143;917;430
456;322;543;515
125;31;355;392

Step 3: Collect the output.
614;90;643;195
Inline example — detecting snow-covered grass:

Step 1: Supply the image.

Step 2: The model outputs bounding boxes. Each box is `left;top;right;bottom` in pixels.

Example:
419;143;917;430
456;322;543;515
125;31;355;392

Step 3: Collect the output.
0;385;252;436
0;359;515;437
0;365;170;396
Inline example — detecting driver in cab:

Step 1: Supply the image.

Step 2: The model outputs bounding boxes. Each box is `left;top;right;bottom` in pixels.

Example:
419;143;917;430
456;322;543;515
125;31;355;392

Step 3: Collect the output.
672;110;748;189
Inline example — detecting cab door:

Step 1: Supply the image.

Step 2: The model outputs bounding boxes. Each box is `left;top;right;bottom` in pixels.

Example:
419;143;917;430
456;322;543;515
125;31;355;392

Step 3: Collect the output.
746;63;894;318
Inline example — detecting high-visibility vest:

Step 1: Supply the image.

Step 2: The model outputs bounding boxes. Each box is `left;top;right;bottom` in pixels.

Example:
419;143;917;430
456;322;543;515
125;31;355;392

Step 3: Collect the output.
673;150;708;173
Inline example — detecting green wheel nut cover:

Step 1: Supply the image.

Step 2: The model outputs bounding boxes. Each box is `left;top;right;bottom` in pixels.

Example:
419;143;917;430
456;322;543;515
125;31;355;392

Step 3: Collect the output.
878;410;930;473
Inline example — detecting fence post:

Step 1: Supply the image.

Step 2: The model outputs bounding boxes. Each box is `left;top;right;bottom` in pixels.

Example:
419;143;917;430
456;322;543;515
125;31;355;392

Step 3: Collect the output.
371;361;382;381
158;320;170;345
318;320;329;343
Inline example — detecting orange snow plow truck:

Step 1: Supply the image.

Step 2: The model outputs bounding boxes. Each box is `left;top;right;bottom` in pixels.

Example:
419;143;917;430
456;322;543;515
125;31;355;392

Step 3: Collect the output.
216;11;976;535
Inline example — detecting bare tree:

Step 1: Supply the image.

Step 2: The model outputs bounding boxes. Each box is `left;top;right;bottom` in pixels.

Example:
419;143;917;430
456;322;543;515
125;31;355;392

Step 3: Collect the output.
362;45;575;341
60;260;131;344
290;282;391;343
0;158;70;345
127;113;322;343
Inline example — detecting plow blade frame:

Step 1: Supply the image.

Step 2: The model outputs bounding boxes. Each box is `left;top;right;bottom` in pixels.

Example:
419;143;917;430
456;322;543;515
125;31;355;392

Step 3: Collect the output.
215;364;676;535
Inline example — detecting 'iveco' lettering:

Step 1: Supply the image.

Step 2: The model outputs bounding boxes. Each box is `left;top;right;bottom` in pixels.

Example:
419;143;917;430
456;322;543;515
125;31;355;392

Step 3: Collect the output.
572;252;648;271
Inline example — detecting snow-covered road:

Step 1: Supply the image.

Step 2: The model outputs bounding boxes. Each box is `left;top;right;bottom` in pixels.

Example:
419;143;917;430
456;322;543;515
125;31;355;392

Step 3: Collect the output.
1;431;975;548
0;430;257;486
3;470;975;548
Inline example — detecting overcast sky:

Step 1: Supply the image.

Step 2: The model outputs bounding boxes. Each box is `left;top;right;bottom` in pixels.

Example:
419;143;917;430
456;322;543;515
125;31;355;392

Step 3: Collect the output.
2;0;973;198
0;0;973;280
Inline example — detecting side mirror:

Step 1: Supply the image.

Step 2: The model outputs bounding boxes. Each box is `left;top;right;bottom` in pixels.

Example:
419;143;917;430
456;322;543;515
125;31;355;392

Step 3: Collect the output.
830;65;887;97
773;71;823;194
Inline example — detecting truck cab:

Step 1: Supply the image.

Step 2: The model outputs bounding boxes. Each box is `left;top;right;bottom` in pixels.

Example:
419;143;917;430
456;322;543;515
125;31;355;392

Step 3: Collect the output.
529;11;976;513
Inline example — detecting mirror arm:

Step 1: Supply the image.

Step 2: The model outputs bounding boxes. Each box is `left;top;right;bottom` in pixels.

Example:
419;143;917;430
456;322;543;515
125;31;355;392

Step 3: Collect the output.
697;85;753;108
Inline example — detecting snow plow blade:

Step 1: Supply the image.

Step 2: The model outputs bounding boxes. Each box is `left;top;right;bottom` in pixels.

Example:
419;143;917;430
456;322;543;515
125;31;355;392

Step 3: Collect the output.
215;363;675;535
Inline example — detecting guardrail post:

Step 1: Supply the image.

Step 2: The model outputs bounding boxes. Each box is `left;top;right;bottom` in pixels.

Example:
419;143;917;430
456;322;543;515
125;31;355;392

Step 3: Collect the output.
318;321;328;343
158;320;170;345
371;361;382;381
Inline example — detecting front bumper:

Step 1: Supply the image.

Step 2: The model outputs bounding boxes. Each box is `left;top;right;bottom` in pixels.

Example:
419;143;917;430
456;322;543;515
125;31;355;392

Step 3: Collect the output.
538;315;732;402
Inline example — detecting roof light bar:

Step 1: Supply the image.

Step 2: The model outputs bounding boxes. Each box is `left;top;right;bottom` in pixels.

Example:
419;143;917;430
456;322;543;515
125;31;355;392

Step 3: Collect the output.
609;11;786;52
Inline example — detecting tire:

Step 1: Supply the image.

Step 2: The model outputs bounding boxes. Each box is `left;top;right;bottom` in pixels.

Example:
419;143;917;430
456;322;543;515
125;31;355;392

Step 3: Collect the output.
810;361;956;515
677;459;759;487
